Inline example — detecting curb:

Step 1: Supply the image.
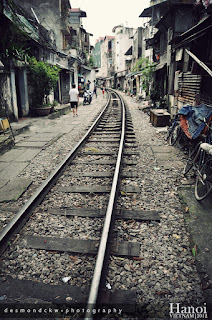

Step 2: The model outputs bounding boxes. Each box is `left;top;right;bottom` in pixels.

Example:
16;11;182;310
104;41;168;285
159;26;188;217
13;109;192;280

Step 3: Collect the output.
48;104;72;119
0;104;74;155
0;135;15;156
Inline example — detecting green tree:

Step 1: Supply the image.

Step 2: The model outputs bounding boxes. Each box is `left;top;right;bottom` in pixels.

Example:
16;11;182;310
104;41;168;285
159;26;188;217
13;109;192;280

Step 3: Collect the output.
132;57;157;95
0;18;30;65
28;57;60;108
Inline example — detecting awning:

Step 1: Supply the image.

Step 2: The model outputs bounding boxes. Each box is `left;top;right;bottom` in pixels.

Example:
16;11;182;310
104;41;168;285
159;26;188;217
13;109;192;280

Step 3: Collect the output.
139;1;168;17
146;31;160;47
125;46;132;56
81;65;92;71
126;72;135;79
139;6;153;17
116;70;127;77
4;9;39;42
185;49;212;78
156;62;166;71
57;51;68;57
135;73;143;77
56;63;70;70
126;71;142;79
69;8;87;17
170;15;212;47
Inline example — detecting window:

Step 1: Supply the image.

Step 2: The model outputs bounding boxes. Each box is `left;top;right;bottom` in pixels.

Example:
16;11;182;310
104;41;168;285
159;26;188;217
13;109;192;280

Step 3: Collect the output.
160;32;167;55
62;32;68;49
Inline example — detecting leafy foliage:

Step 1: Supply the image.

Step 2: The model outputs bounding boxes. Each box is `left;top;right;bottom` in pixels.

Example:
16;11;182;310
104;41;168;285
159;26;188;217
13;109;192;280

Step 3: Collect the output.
28;57;60;108
88;55;94;67
132;57;157;95
0;18;30;64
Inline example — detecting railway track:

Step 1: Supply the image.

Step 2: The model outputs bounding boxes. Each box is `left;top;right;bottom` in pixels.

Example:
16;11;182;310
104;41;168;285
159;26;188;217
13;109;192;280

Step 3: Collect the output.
0;90;205;319
0;89;161;319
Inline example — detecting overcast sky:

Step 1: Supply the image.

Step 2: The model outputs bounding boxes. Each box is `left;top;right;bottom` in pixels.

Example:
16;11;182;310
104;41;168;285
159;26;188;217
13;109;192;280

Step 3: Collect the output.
70;0;150;44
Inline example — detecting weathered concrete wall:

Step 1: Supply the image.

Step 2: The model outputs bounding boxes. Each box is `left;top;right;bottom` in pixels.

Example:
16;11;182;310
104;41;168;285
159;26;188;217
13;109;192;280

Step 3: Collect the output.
114;28;133;74
60;70;70;104
17;68;29;116
10;70;18;120
0;72;16;121
13;0;70;51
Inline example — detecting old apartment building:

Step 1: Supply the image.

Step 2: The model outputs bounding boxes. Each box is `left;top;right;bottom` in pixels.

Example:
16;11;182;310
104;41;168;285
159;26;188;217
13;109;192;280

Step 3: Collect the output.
0;0;94;121
94;0;212;114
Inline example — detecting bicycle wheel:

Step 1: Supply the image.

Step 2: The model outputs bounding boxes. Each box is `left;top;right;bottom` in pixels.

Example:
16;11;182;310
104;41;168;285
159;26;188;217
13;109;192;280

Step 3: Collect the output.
166;119;176;141
169;124;179;146
183;143;201;176
195;158;212;201
166;126;172;141
176;127;189;150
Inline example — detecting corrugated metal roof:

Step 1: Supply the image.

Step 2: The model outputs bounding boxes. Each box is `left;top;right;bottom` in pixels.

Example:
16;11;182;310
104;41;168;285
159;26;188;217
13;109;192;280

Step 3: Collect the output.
170;15;212;46
4;7;39;41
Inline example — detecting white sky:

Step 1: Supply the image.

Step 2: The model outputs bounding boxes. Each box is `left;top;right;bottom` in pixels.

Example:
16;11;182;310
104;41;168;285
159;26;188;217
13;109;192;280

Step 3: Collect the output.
70;0;150;45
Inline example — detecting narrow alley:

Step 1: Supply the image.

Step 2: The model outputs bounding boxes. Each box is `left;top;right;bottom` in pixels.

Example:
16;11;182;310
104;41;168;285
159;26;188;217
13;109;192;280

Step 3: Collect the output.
0;0;212;318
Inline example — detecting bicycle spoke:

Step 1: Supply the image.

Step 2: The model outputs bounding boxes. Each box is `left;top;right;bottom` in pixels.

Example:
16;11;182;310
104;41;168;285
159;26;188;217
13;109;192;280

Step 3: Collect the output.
183;159;195;176
169;125;179;146
183;143;201;176
195;158;212;201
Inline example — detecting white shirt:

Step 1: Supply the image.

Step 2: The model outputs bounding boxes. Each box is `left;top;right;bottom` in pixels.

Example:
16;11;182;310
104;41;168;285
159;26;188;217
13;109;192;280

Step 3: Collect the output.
69;88;79;102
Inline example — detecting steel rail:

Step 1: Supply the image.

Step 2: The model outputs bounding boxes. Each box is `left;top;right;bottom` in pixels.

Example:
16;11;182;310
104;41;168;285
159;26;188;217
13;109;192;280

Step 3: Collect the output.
85;90;126;319
0;93;111;255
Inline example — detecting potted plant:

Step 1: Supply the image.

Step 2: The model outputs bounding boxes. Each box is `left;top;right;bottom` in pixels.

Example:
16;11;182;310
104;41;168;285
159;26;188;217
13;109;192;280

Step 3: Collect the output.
28;57;60;116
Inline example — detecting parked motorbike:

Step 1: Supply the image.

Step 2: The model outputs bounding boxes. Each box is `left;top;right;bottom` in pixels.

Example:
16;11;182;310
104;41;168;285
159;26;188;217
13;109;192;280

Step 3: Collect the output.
83;90;92;105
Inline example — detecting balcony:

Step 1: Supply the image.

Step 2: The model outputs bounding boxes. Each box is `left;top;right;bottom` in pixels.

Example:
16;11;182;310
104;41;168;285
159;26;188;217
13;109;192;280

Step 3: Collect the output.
141;0;194;19
108;51;113;58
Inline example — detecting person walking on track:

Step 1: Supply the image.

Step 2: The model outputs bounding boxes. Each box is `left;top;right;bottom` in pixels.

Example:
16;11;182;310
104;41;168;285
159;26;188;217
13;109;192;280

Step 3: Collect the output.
69;84;79;117
93;81;97;98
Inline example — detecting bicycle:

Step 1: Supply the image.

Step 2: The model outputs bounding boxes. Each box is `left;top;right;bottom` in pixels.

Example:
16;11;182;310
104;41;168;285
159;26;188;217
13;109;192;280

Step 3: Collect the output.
195;143;212;200
166;114;179;145
183;119;212;176
167;114;191;149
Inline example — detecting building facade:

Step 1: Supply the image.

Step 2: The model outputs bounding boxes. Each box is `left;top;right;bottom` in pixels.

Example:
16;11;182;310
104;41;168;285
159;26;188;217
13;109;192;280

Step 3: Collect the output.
139;0;212;113
112;25;134;90
0;0;95;120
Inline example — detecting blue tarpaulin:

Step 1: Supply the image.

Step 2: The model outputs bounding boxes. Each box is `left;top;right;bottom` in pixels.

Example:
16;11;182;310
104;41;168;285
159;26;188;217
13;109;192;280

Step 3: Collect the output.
178;104;212;139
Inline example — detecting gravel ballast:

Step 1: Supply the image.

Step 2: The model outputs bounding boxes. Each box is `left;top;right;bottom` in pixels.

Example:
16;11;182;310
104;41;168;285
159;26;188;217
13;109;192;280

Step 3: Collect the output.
0;92;207;319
